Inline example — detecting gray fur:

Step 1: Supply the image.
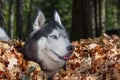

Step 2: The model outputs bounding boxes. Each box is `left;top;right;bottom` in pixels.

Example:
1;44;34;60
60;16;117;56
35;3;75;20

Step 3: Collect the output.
23;11;74;79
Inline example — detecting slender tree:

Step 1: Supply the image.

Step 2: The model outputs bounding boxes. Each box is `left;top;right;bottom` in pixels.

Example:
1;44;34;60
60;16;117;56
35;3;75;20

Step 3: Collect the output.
95;0;106;36
99;0;106;34
0;0;5;28
94;0;100;37
26;0;32;37
113;0;118;29
16;0;23;39
8;0;14;39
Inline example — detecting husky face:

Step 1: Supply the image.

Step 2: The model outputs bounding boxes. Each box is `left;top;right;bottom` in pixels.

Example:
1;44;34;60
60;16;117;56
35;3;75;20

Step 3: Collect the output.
24;11;74;78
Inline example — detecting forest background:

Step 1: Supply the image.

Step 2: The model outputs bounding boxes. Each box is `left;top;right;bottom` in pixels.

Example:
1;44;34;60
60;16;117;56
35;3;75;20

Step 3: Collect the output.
0;0;120;41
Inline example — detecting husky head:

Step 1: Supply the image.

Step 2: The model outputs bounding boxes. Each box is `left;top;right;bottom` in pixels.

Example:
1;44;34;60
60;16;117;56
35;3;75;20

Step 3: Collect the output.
24;10;74;78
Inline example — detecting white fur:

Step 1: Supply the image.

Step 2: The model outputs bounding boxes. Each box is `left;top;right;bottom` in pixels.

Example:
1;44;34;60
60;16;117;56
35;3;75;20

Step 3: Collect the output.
31;11;45;37
47;30;70;57
54;11;62;25
33;11;45;30
37;37;65;71
25;11;73;79
0;27;10;41
36;29;71;78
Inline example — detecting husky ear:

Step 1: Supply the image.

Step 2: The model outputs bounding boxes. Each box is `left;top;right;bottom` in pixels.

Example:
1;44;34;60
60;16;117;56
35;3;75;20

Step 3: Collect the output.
33;10;45;31
54;11;62;25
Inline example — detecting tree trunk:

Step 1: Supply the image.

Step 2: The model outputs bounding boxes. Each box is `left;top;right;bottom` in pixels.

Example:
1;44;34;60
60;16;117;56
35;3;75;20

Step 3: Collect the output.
0;0;5;28
26;0;32;38
99;0;106;34
16;0;23;39
113;0;118;29
8;0;14;39
84;0;96;38
71;0;95;41
71;0;83;41
95;0;100;37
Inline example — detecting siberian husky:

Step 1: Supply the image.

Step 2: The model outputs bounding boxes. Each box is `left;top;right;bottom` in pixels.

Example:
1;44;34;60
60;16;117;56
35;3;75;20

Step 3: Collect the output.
23;11;74;79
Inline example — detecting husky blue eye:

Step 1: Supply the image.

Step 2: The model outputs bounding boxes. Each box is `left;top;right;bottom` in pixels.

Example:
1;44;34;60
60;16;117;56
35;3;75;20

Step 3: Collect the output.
50;35;57;39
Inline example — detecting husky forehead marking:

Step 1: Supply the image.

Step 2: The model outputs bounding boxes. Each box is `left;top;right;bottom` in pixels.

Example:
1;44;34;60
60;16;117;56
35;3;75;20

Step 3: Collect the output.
31;19;65;40
24;10;74;79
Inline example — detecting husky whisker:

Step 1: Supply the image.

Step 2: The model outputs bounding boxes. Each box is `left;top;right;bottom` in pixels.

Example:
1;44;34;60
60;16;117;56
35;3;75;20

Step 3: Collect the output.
49;49;69;60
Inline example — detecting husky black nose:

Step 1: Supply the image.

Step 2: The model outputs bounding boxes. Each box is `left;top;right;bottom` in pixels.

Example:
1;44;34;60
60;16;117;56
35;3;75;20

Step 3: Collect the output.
67;45;74;53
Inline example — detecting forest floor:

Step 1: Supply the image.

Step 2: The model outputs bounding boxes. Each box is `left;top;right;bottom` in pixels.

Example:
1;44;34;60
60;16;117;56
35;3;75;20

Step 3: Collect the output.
0;34;120;80
54;34;120;80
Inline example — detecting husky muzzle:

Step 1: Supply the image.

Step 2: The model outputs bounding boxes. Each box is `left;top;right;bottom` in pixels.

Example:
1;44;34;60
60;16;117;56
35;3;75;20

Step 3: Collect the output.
50;45;74;60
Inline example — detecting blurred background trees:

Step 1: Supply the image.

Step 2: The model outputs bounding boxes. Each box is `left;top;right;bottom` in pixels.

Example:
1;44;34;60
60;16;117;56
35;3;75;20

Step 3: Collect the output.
1;0;120;41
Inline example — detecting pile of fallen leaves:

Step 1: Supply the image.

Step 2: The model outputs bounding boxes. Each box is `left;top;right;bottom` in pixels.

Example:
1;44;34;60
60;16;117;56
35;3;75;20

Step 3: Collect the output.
53;34;120;80
1;34;120;80
0;40;47;80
